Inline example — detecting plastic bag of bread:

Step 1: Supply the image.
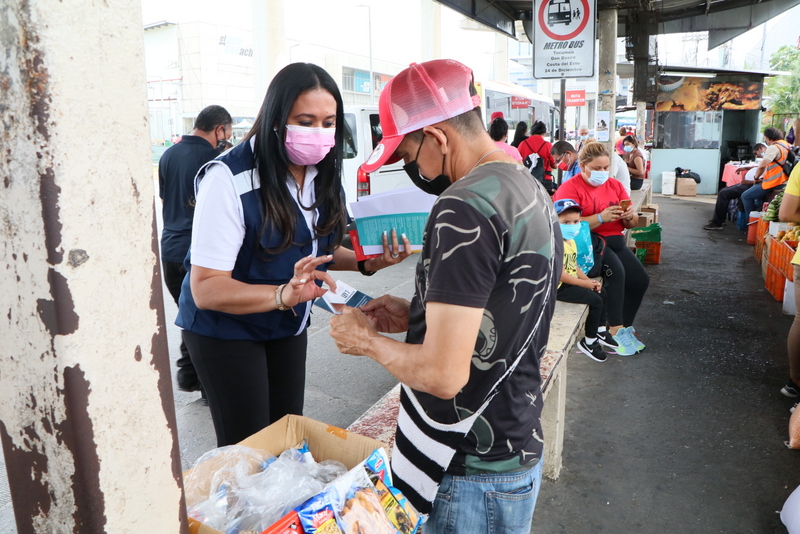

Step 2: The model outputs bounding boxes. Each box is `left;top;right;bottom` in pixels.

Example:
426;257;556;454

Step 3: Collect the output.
184;445;274;508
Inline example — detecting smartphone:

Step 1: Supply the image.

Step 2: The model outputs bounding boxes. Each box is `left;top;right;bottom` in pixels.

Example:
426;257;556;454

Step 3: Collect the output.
619;199;631;211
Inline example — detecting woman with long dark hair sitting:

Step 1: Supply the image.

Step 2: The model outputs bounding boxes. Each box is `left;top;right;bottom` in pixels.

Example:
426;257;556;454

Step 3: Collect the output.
510;121;529;148
176;63;410;446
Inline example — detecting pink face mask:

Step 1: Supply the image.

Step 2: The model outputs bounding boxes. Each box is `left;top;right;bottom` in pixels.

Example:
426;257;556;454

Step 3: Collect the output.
284;124;336;165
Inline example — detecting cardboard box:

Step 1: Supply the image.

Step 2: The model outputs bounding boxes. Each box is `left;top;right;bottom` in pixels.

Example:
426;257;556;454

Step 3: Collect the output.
641;204;659;223
635;212;654;228
769;221;791;238
784;280;796;316
676;177;697;196
763;235;772;281
186;415;388;534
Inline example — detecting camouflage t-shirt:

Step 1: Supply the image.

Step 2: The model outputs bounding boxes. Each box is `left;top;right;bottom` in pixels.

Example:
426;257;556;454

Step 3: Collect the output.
405;161;562;476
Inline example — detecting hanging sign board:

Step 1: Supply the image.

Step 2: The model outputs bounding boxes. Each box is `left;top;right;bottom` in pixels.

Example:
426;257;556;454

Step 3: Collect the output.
511;96;532;109
533;0;596;79
565;89;586;106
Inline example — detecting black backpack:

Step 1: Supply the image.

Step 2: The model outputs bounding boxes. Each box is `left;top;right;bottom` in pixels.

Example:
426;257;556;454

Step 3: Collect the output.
782;146;799;177
522;137;556;194
586;233;607;278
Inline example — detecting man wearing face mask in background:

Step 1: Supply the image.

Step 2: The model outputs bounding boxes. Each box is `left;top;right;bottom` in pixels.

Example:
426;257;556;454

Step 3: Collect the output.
704;143;767;230
576;125;590;152
551;141;581;182
329;59;561;533
158;104;232;396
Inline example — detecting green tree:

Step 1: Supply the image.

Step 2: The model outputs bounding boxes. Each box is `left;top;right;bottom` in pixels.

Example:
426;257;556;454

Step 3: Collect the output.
770;45;800;72
764;46;800;120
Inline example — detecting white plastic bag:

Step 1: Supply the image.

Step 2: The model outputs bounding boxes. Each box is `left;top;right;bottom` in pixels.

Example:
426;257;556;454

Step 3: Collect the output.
782;484;800;533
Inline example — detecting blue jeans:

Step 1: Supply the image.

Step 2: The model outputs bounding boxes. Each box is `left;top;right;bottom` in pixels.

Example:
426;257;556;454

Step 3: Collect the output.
425;460;543;534
742;183;784;214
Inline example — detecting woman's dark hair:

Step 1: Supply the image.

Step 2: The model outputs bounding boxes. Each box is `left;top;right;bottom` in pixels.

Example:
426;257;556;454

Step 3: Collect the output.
488;117;509;142
511;122;528;147
623;135;638;147
530;120;547;136
245;63;346;255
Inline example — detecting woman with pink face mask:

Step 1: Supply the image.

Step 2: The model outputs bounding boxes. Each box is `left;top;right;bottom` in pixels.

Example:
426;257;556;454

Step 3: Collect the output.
176;63;411;446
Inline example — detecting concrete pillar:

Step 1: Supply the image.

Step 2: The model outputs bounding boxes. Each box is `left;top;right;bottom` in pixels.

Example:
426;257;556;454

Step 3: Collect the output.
493;32;509;82
0;1;187;533
253;0;286;102
421;0;442;61
636;101;647;145
598;9;618;155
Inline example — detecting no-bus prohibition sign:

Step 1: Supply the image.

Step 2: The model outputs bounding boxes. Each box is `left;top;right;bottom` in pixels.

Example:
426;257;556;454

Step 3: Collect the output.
533;0;596;79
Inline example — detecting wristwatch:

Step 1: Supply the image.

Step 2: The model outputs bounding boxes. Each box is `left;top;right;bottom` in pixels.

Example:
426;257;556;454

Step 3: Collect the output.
358;259;377;276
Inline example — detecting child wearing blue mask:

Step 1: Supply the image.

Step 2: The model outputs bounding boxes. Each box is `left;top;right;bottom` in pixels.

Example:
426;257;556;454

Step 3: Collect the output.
554;198;614;362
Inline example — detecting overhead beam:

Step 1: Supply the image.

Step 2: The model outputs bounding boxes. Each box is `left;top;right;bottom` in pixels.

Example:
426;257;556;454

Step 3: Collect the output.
433;0;517;38
658;0;800;48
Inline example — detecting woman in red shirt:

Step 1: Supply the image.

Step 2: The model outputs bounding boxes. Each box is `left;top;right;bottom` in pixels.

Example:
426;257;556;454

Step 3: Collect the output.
554;142;650;356
519;121;555;173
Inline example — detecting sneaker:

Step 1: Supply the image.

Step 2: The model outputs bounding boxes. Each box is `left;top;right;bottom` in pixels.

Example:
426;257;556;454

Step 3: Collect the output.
624;326;646;352
612;330;638;356
597;330;619;350
782;379;800;398
577;339;608;362
703;222;724;230
792;401;799;414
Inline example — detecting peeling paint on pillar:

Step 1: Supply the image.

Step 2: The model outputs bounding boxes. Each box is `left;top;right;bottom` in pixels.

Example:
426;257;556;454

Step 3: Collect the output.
0;0;188;532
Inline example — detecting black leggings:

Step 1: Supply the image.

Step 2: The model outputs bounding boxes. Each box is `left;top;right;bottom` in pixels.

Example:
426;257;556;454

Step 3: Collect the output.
601;234;650;327
556;284;607;338
182;330;308;447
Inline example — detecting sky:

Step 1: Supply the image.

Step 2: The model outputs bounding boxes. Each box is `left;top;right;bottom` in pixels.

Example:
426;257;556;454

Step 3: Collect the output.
139;0;504;82
140;0;799;82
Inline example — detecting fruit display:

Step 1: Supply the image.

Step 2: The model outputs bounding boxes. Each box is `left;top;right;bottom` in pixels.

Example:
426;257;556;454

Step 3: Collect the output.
779;223;800;242
764;190;785;222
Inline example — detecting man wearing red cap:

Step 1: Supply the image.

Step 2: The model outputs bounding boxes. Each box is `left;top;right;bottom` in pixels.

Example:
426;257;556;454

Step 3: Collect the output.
329;59;560;533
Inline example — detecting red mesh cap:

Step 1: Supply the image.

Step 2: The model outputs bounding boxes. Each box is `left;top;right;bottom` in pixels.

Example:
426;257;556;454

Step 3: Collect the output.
360;59;482;173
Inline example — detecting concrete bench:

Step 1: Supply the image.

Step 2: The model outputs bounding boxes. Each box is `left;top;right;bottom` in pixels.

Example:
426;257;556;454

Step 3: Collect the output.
348;300;589;481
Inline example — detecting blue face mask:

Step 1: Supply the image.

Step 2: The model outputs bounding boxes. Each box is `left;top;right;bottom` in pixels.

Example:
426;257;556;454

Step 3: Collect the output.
588;170;610;187
559;222;582;240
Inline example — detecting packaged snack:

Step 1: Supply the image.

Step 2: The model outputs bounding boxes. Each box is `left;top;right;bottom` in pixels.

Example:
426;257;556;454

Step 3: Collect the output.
262;511;304;534
296;491;343;534
363;448;392;486
372;478;419;534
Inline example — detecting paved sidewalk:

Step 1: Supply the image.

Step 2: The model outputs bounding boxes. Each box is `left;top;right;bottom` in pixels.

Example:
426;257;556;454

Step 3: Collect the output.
534;194;800;533
2;194;799;533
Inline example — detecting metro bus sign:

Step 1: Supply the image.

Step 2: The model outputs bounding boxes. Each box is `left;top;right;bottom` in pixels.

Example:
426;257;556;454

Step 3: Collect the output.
533;0;596;79
565;90;586;106
511;96;532;109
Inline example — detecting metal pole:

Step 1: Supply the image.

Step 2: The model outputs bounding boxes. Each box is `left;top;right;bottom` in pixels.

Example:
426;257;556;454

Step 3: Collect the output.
367;6;374;104
0;0;188;532
598;8;618;155
558;78;566;184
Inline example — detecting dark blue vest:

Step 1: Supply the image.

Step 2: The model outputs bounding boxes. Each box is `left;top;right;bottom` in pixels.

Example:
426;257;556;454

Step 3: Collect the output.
175;141;338;341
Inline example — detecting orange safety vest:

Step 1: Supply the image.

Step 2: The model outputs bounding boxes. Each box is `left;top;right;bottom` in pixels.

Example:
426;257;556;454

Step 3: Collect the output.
762;140;791;190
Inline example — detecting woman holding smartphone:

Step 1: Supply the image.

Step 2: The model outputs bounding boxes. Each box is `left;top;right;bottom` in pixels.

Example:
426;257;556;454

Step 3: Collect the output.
554;142;650;356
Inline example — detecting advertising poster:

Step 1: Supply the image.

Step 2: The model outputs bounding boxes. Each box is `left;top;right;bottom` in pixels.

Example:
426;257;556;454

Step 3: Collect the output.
533;0;596;79
655;76;763;111
595;111;610;141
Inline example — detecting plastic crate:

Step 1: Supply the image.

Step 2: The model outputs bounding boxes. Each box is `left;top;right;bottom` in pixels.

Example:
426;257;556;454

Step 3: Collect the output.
757;217;769;243
631;224;662;243
755;236;764;262
772;240;798;282
635;240;662;264
766;263;787;302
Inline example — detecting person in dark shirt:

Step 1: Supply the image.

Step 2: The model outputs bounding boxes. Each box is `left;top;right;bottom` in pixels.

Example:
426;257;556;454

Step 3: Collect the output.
329;59;560;532
158;104;232;393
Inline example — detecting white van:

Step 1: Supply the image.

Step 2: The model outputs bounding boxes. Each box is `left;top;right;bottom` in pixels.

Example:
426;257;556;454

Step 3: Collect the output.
342;106;413;213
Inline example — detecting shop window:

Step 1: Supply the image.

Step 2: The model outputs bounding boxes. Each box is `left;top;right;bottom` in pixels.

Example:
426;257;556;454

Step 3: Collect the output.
654;111;722;149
